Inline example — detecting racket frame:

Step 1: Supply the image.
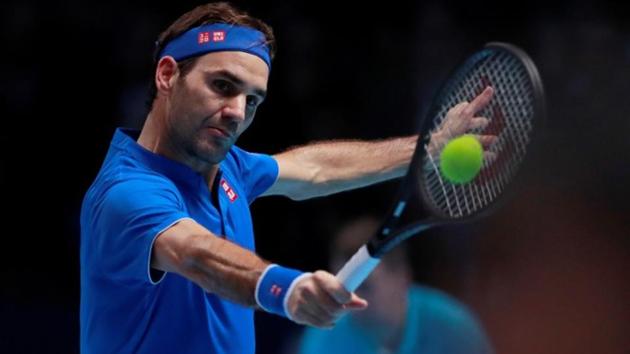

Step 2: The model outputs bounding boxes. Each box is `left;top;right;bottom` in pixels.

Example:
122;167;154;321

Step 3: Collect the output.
337;42;546;292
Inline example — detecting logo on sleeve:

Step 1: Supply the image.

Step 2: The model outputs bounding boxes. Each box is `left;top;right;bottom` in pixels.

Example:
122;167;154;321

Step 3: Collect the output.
220;179;238;202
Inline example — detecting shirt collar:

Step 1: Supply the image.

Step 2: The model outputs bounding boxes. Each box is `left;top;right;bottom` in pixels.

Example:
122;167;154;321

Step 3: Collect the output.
111;128;207;188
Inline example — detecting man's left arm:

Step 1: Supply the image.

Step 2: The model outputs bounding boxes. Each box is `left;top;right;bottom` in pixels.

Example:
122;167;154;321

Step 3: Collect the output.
262;136;417;200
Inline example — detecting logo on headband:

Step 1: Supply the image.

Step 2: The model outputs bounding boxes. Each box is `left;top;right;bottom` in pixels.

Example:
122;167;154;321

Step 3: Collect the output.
213;31;225;42
161;24;270;68
198;31;226;44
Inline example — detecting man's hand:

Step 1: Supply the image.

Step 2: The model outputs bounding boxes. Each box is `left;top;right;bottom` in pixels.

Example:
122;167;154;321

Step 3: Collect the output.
286;270;367;328
426;86;497;161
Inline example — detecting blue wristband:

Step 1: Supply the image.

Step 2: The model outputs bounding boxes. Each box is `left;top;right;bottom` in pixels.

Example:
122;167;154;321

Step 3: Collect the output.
255;264;304;318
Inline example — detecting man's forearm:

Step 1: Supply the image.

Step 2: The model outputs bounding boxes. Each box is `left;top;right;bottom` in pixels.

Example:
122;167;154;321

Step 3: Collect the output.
152;219;268;307
186;233;268;305
151;219;366;327
269;135;417;200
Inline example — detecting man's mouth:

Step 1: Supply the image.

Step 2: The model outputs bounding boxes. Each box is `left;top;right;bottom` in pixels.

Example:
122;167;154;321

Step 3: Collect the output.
206;126;233;139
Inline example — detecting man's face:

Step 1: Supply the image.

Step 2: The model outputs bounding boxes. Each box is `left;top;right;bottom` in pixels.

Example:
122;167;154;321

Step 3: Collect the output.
165;51;269;165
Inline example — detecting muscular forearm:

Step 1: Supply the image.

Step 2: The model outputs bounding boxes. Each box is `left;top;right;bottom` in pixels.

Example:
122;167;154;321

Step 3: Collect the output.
152;219;368;327
270;135;417;200
187;233;269;306
152;219;268;307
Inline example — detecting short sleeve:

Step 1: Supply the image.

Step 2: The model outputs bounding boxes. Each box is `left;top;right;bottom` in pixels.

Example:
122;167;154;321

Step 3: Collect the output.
87;175;189;285
228;146;279;204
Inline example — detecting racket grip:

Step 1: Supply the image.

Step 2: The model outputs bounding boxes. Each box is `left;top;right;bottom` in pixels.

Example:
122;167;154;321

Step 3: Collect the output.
336;245;381;292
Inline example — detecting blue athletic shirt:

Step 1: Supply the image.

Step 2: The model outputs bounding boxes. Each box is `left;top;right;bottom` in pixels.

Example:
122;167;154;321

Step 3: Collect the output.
80;128;279;354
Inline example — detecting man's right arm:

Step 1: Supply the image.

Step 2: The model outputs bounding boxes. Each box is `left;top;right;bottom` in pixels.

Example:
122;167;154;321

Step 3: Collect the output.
151;218;367;328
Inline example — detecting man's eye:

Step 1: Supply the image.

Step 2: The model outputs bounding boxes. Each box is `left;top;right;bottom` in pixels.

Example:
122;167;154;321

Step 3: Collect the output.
246;96;259;108
213;80;233;94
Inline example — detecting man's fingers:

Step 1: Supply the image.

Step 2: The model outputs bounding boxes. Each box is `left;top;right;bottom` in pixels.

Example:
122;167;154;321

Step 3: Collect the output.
301;282;346;316
288;283;337;327
287;271;369;328
442;102;469;128
293;305;334;329
441;87;493;139
469;117;489;130
483;151;497;164
302;302;335;327
462;86;494;118
312;271;352;305
343;293;368;310
445;101;469;118
451;101;469;116
311;271;368;313
476;134;498;148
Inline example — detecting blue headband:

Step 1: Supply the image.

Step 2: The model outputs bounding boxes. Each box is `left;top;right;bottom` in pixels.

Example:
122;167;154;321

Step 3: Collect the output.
159;23;271;69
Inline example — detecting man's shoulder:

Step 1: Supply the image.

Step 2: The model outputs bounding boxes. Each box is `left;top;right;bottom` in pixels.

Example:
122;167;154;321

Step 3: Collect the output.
223;145;257;173
100;156;174;187
222;145;277;190
85;152;180;209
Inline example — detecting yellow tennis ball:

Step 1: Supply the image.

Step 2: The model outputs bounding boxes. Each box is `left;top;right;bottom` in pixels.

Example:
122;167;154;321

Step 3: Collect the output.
439;135;484;184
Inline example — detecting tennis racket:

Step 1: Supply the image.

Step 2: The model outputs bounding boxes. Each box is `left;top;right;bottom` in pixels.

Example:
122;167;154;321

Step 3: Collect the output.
336;42;545;291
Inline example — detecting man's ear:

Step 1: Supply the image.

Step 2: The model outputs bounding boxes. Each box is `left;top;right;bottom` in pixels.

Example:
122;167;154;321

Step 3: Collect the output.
155;56;180;96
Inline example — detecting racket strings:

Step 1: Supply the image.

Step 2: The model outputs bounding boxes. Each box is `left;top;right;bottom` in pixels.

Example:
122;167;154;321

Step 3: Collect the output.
422;50;536;218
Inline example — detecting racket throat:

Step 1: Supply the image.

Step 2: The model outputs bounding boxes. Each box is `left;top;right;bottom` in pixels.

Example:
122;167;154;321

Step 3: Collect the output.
371;221;435;257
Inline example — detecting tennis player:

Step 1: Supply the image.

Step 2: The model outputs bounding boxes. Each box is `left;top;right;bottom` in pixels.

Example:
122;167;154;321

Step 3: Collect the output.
80;2;492;353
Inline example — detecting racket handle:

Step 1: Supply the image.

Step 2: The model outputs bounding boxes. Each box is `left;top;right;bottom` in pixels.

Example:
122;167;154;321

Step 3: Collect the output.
336;245;381;292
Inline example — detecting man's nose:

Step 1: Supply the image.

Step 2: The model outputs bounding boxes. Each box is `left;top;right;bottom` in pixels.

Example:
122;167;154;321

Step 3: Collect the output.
221;94;246;122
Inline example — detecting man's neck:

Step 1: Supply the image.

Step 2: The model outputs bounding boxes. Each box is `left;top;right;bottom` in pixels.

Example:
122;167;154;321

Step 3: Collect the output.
138;107;219;188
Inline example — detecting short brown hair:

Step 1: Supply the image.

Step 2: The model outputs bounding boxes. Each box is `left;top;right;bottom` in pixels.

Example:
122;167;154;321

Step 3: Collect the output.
146;2;276;110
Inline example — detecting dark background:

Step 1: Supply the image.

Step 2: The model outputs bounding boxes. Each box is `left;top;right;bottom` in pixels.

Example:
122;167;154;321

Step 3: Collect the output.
1;1;629;353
